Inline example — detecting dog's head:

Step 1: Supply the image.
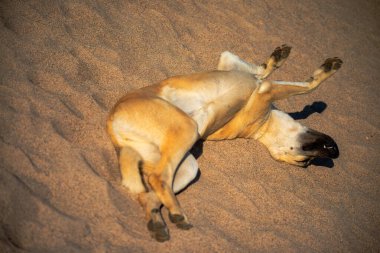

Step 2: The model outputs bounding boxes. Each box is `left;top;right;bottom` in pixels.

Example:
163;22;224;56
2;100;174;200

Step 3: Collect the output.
257;109;339;167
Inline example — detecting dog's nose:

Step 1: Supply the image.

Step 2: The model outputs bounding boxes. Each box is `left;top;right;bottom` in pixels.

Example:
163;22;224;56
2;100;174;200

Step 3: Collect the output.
300;129;339;159
325;141;339;159
322;139;339;158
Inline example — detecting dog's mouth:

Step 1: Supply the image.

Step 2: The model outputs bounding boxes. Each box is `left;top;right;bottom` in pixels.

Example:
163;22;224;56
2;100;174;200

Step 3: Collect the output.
300;129;339;158
294;158;313;168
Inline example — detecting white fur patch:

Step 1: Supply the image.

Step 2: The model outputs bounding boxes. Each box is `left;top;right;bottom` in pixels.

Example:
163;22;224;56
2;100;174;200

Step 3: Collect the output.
173;154;199;193
217;51;240;71
258;81;271;93
257;110;308;158
160;86;205;115
217;51;258;74
111;118;161;163
272;81;309;87
122;170;146;194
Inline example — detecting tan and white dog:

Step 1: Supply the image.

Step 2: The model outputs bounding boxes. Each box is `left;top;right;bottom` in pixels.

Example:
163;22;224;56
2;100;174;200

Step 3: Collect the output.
107;45;342;242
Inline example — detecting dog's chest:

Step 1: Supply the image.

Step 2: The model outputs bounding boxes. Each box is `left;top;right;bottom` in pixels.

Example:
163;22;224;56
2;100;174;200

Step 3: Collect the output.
158;76;257;136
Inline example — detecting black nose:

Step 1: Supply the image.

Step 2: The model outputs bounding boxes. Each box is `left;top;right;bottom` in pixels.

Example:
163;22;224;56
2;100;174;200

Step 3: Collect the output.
323;139;339;158
301;130;339;159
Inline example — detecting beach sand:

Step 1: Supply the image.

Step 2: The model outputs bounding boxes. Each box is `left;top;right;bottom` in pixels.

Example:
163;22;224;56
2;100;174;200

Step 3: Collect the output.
1;0;379;252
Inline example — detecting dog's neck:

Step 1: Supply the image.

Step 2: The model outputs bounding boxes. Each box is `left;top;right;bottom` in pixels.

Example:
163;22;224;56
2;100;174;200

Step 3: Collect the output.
206;92;273;140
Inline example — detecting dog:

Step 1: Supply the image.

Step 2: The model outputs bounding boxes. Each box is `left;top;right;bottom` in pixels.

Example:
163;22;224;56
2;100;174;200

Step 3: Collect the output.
107;45;342;242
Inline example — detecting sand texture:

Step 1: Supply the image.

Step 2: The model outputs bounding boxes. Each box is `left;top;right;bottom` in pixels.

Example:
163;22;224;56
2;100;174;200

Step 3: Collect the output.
1;0;379;252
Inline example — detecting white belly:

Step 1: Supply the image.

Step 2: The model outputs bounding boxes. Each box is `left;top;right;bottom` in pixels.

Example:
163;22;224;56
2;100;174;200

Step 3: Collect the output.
158;71;258;137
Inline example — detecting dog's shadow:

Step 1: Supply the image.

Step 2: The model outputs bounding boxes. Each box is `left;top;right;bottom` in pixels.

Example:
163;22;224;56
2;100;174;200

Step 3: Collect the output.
289;101;335;168
289;101;327;120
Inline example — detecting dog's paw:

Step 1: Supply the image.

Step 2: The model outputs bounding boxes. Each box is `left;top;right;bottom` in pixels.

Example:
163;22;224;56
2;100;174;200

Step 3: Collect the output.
147;220;170;242
321;57;343;72
271;44;292;62
169;213;193;230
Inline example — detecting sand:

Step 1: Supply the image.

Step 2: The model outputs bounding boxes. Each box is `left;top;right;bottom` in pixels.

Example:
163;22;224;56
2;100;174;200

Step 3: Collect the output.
0;0;379;252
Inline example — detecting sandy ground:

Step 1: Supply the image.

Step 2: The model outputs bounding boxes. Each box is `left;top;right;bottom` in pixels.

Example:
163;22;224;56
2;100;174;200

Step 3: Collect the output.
1;0;379;252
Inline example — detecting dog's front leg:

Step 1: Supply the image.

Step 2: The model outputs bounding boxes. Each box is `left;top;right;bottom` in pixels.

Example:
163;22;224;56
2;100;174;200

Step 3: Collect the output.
259;57;343;100
217;45;292;79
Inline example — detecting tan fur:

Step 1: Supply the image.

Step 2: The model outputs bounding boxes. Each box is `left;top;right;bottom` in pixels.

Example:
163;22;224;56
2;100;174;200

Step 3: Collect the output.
106;45;342;241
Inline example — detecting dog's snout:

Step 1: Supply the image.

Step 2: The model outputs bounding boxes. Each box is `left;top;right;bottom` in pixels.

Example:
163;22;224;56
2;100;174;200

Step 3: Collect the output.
300;129;339;159
322;140;339;158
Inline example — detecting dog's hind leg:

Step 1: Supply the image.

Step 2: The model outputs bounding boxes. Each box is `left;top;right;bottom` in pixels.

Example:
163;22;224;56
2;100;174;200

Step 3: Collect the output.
138;191;170;242
119;135;198;241
139;152;198;242
111;97;198;238
147;122;198;230
118;146;169;241
259;57;343;100
118;146;147;194
125;100;199;231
